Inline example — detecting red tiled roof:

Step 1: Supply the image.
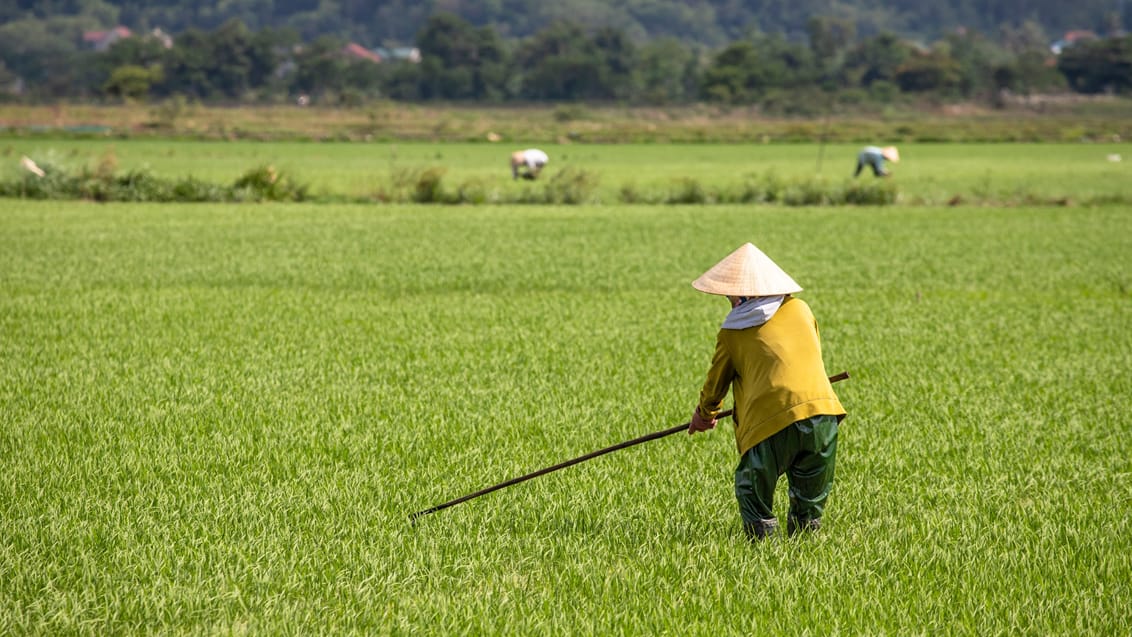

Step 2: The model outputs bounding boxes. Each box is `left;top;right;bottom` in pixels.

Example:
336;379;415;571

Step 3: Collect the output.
83;26;132;43
343;43;382;63
1063;30;1098;42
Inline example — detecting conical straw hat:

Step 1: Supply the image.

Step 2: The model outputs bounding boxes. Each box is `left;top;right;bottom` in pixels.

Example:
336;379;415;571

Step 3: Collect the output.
692;243;802;297
882;146;900;162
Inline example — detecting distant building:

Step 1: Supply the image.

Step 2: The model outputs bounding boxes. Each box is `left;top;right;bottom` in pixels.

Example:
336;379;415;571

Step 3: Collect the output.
4;77;25;97
274;59;297;79
82;26;132;52
149;27;173;49
343;43;382;63
373;46;421;63
1050;30;1099;55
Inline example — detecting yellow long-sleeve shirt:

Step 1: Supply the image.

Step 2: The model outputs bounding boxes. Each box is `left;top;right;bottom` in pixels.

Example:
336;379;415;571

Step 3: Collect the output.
696;296;846;456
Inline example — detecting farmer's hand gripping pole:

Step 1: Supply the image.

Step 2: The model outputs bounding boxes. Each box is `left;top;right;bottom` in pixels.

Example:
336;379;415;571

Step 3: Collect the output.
409;371;850;523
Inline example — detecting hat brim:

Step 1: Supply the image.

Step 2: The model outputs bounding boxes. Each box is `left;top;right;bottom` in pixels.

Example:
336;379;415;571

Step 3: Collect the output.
692;243;803;297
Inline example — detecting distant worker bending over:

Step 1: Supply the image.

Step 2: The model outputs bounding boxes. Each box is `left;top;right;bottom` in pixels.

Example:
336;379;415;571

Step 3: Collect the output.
511;148;549;180
854;145;900;178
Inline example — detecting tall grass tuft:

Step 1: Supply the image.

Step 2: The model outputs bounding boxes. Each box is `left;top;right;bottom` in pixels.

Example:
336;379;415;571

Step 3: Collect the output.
666;177;708;204
231;164;309;202
409;167;449;203
781;177;834;206
840;179;899;205
542;167;600;204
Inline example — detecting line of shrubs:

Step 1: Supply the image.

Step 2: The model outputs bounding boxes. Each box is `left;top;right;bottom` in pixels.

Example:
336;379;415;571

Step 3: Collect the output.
0;160;308;202
353;166;902;206
1;160;903;206
374;166;607;205
9;160;1128;207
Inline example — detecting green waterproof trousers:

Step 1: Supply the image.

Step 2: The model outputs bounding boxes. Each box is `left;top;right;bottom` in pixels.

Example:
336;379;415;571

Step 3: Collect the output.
734;414;839;538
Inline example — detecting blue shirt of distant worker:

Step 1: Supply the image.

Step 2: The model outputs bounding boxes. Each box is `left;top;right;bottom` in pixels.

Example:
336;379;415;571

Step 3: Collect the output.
854;146;900;178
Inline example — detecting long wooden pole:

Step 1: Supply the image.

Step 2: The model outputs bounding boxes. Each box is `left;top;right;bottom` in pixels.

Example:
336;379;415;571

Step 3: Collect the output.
409;371;849;522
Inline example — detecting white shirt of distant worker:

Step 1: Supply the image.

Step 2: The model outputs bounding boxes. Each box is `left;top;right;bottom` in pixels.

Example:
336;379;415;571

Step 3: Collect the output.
511;149;548;180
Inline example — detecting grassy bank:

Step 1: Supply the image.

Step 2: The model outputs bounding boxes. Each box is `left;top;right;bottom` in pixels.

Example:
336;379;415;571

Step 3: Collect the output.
2;100;1132;144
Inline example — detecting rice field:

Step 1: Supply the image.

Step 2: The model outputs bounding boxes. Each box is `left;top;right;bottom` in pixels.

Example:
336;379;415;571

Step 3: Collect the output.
1;142;1131;634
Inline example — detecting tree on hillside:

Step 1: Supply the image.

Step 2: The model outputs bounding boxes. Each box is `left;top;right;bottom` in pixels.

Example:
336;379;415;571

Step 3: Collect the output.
806;16;856;92
807;15;856;63
102;33;167;70
699;41;758;103
636;37;701;103
160;28;216;97
935;30;1007;97
6;0;1131;51
90;31;168;98
103;63;163;100
992;49;1066;96
999;20;1049;55
208;19;257;98
700;35;818;103
1058;35;1132;93
591;26;638;100
0;16;96;97
842;33;912;88
0;60;20;95
152;19;280;100
290;35;349;98
248;27;294;89
415;13;510;100
893;50;961;94
515;21;633;101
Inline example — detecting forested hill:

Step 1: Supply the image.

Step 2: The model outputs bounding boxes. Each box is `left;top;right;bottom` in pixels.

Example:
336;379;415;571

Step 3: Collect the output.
2;0;1127;46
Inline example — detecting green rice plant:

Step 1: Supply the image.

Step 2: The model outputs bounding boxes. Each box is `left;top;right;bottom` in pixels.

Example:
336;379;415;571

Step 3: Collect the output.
665;177;708;204
840;179;899;205
409;166;449;203
171;175;228;202
374;166;418;202
101;168;176;202
231;164;308;202
617;181;647;203
714;171;785;204
539;167;600;204
1084;192;1132;206
454;177;493;204
721;176;766;203
782;177;832;206
376;165;450;203
759;170;784;203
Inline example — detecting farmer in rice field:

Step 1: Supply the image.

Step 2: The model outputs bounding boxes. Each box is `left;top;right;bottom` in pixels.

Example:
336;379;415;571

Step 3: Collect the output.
687;243;846;540
854;145;900;177
511;148;549;180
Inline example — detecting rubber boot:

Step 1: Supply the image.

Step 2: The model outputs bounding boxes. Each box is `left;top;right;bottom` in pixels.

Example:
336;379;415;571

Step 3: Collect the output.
787;516;821;536
744;518;779;541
